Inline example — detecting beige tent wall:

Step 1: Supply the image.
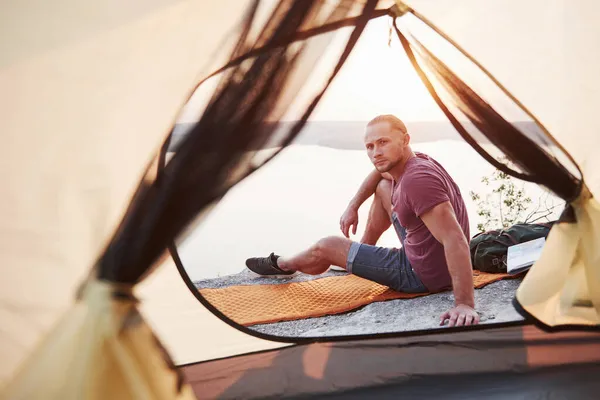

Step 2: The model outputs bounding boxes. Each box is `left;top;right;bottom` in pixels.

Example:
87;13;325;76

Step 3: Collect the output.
563;0;600;194
0;0;286;386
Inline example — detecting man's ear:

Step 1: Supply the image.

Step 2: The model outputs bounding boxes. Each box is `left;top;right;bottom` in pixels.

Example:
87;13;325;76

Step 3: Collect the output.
404;133;411;145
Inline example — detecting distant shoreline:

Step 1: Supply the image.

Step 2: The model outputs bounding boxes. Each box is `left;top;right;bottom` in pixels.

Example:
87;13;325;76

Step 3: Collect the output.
167;120;540;152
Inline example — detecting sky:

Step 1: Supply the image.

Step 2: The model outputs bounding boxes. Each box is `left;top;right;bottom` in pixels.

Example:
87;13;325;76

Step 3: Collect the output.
174;0;583;141
177;13;447;124
288;16;446;122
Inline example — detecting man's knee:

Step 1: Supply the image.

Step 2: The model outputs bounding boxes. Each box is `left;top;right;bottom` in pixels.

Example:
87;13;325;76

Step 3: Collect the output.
375;179;392;215
313;236;348;261
376;178;392;196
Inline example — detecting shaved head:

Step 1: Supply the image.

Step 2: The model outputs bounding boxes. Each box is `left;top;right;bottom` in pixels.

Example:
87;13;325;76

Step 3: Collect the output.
367;114;407;136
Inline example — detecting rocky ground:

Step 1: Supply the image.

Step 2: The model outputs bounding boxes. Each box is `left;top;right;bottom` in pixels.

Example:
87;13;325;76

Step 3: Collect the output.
194;269;524;338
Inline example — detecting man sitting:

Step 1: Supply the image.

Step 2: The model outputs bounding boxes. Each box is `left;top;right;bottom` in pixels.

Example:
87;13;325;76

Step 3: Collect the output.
245;115;478;327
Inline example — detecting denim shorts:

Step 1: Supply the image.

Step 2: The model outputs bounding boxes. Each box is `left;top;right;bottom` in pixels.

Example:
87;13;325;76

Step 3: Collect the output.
346;242;428;293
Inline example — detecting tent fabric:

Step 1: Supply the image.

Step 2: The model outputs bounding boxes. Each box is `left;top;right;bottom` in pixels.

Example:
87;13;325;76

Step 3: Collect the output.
387;2;600;329
1;280;196;400
1;0;385;392
198;271;517;326
400;0;600;197
0;0;252;385
97;0;379;284
393;11;582;199
515;187;600;327
2;0;600;397
180;324;600;399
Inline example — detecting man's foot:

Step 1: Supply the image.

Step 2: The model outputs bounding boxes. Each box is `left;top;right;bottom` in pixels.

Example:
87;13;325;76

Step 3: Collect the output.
245;253;296;277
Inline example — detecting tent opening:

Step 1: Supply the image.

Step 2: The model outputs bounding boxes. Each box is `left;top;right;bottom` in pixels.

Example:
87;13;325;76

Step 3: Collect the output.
162;0;594;344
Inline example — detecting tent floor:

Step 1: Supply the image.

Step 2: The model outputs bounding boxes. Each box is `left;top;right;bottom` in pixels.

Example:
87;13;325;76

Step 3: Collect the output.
317;364;600;399
181;324;600;399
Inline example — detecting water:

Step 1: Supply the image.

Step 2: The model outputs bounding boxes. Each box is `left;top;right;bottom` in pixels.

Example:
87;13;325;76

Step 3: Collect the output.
175;140;562;282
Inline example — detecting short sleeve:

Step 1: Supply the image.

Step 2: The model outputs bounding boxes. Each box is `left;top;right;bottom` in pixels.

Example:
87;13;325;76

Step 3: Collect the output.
403;171;450;217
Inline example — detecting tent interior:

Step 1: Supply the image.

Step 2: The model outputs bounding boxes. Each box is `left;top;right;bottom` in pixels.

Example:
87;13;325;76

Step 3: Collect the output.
2;0;600;399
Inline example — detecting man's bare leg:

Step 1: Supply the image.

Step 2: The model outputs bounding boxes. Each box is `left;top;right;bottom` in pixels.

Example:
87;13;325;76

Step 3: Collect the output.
277;181;393;275
361;179;393;245
249;181;394;277
277;236;352;275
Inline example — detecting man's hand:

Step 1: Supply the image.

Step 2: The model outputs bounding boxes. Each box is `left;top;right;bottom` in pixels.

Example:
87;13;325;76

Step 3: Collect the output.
439;304;480;327
340;206;359;238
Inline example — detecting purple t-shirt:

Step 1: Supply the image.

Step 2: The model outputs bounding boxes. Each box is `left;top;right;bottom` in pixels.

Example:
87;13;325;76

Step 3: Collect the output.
391;152;470;292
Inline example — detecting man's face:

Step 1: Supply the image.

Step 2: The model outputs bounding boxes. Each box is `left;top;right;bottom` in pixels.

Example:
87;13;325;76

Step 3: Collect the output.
364;122;408;173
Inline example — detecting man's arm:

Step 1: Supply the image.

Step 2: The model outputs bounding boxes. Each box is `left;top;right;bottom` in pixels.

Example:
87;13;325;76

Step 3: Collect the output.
420;201;479;326
340;169;391;237
348;169;391;210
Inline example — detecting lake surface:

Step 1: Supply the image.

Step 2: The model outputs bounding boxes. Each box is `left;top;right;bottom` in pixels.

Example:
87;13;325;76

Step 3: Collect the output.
175;140;561;282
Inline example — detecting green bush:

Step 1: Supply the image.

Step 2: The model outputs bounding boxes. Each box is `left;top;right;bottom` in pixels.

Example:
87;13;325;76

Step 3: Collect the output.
469;161;563;233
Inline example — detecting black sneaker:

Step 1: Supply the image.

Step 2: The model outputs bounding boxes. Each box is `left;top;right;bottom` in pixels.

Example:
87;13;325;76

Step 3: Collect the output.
245;253;295;277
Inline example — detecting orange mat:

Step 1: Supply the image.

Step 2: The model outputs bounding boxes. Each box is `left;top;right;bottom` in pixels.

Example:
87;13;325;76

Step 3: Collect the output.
199;271;520;326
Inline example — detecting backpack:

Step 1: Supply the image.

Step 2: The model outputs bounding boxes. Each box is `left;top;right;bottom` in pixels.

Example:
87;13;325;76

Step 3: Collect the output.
469;221;556;273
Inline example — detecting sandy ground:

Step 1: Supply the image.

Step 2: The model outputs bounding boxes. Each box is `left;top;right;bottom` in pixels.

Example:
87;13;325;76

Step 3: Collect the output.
194;269;524;338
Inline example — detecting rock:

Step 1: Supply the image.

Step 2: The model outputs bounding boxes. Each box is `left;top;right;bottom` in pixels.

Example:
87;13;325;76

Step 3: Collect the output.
195;270;525;338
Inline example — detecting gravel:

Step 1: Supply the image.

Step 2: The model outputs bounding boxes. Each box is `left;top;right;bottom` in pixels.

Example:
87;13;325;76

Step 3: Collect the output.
194;269;524;338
